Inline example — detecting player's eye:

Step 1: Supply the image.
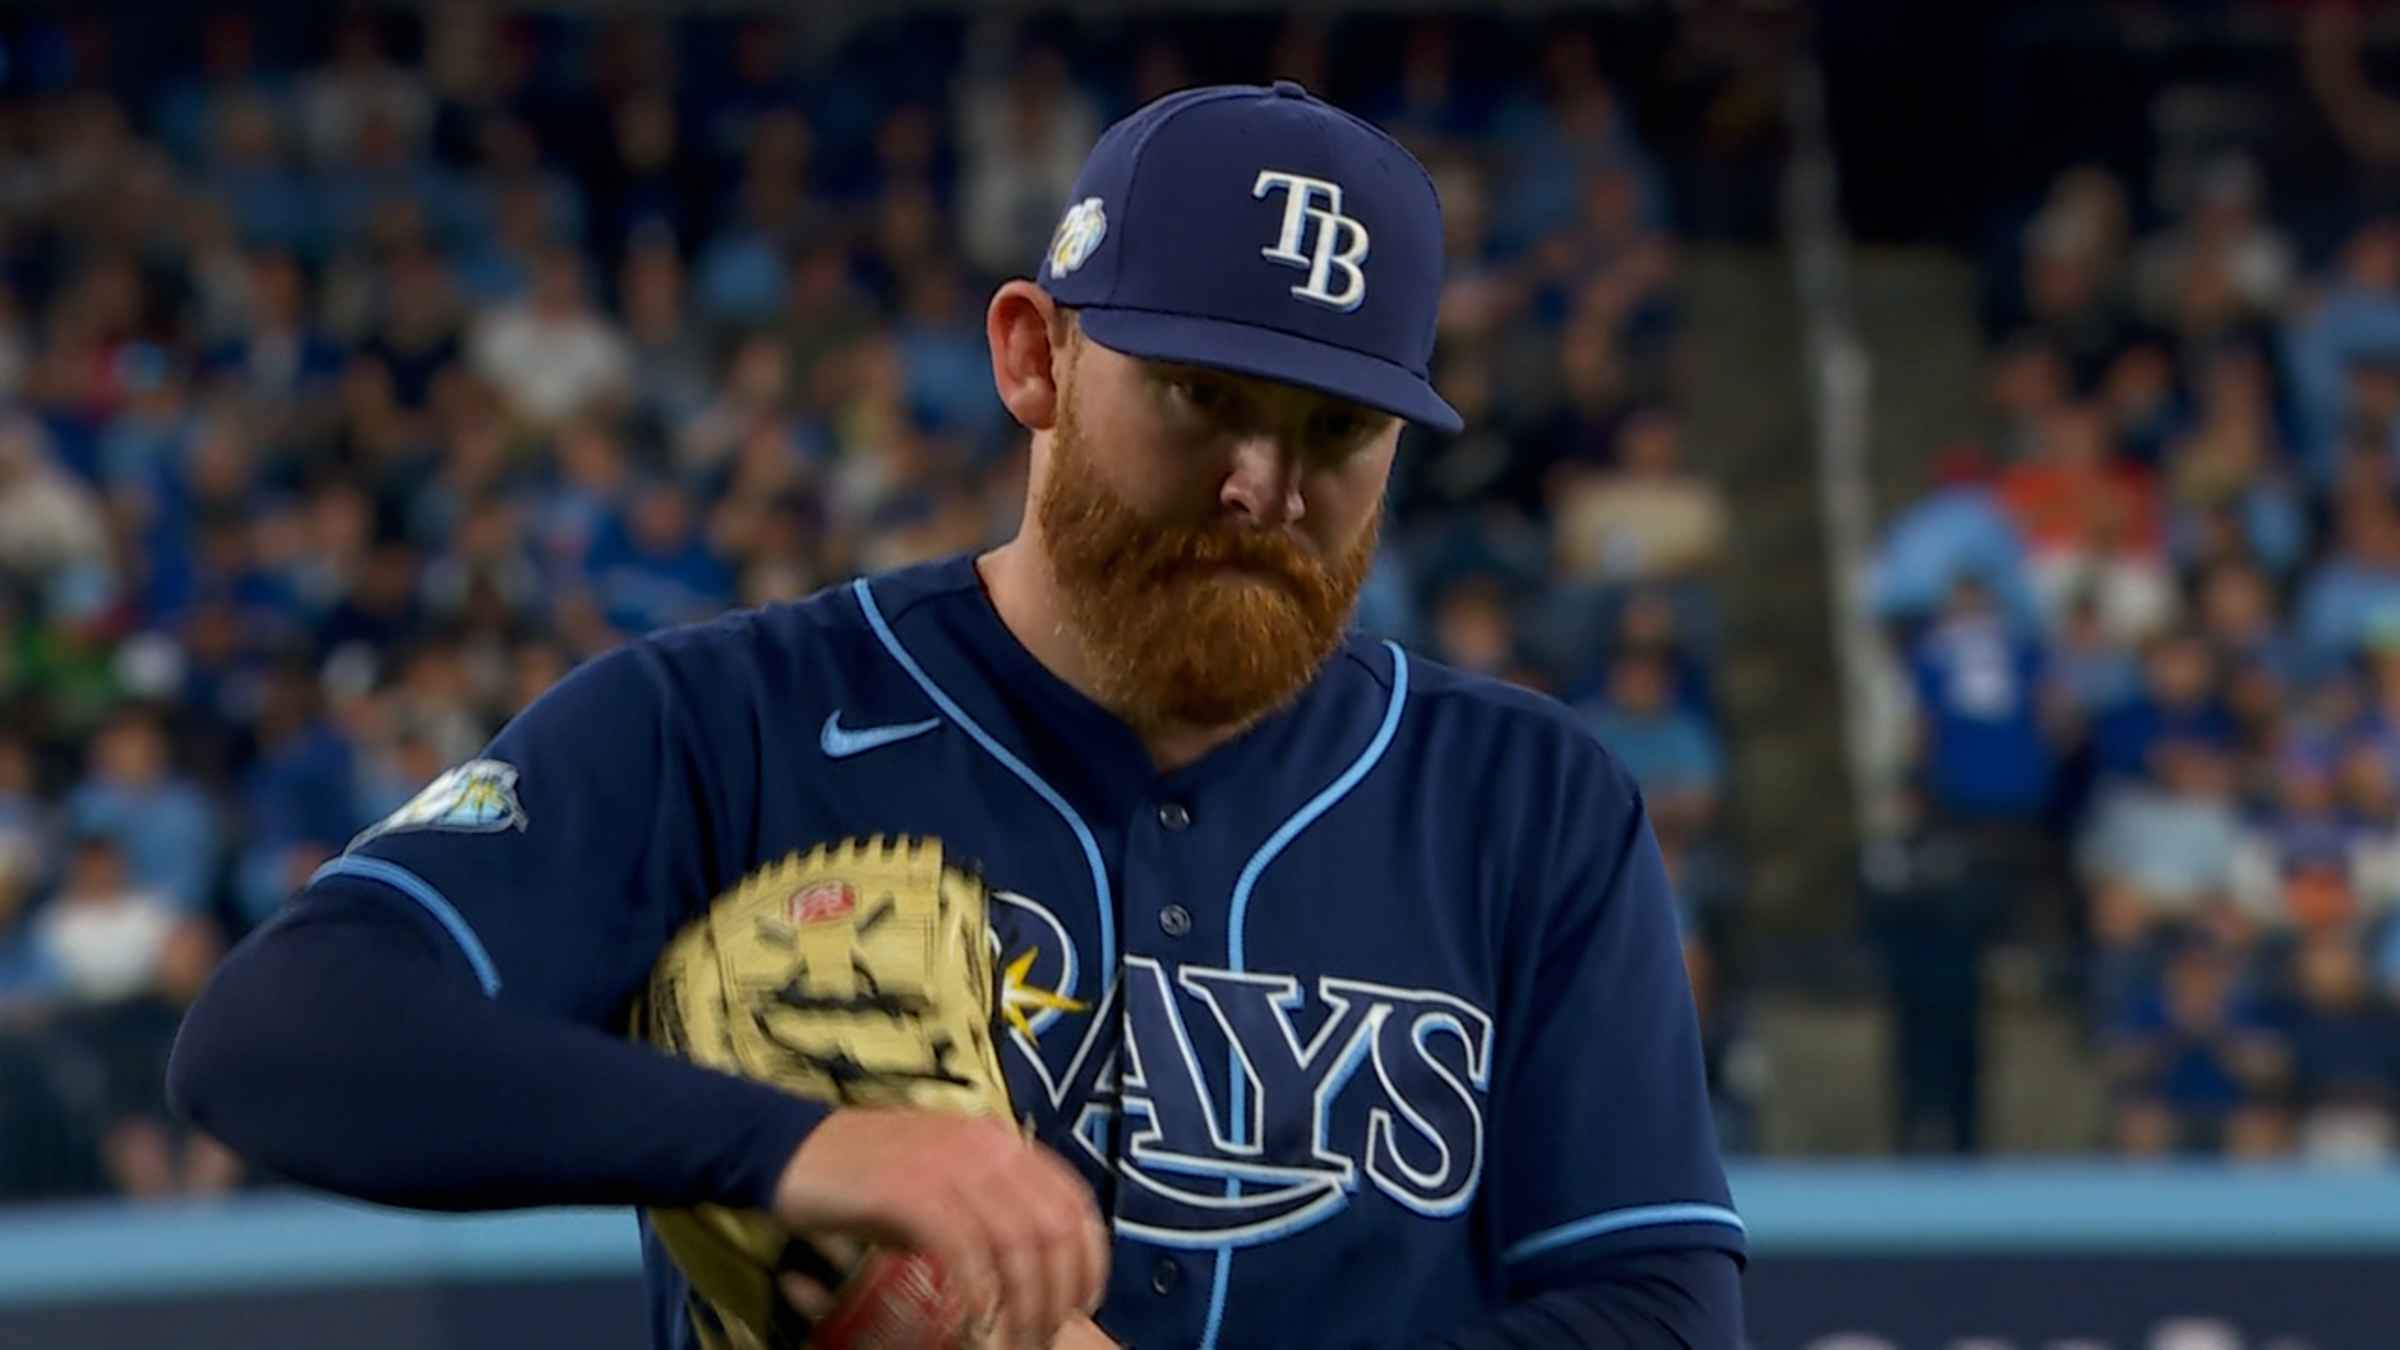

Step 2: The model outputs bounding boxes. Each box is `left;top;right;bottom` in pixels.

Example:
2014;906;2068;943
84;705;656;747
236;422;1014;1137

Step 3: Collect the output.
1170;376;1231;417
1308;407;1369;447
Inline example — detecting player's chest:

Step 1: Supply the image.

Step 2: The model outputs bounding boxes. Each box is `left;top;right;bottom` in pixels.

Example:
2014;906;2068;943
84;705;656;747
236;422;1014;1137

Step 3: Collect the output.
745;732;1506;1248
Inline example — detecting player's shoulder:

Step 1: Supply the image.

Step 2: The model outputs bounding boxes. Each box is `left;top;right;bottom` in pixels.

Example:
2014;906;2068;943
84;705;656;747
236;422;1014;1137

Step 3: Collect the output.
626;559;973;679
551;559;974;722
1336;638;1642;811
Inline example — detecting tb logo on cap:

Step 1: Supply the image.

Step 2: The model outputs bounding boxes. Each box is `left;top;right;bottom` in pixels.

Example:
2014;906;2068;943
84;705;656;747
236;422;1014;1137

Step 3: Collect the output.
1253;170;1371;313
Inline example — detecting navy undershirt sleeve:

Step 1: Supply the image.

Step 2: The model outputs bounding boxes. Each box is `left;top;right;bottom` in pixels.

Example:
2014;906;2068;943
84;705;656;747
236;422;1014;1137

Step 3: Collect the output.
1421;1248;1743;1350
169;631;822;1213
168;885;827;1212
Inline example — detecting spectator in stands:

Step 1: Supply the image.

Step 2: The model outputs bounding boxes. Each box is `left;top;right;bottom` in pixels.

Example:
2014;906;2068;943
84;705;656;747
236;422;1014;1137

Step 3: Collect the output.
2297;491;2400;680
1595;587;1716;718
423;499;542;636
453;179;553;307
2233;746;2348;921
1427;573;1524;681
1488;32;1663;258
1863;784;2009;1154
1372;21;1473;154
955;45;1098;281
2198;560;2299;698
361;246;465;418
0;734;46;1000
469;245;632;430
205;93;317;259
61;709;218;915
2133;155;2294;338
594;88;701;266
2080;739;2250;1016
235;662;362;929
1522;316;1636;497
2051;587;2143;721
1870;443;2041;635
33;835;208;1010
2108;934;2288;1157
619;233;714;445
32;831;234;1198
2284;930;2400;1164
322;539;427;661
2003;402;2172;643
462;116;588;253
1578;648;1724;837
2091;629;2235;785
780;237;883;420
204;248;347;439
2335;739;2400;922
1908;573;2059;826
301;14;431;170
695;117;811;330
2099;338;2180;468
0;416;113;623
1550;406;1727;587
98;345;198;505
1986;334;2074;464
2283;218;2400;484
2022;203;2134;382
2165;347;2306;580
583;478;735;637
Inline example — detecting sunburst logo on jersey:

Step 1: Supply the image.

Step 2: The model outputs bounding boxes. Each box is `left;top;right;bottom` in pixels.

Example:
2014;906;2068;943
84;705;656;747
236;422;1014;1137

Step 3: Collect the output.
999;945;1088;1042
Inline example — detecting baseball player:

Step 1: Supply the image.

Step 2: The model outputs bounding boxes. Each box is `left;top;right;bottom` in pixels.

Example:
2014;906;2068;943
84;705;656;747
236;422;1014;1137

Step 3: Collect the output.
171;82;1744;1348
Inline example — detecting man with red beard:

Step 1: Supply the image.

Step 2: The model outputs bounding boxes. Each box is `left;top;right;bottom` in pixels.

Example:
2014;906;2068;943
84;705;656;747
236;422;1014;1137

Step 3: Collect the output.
172;83;1743;1350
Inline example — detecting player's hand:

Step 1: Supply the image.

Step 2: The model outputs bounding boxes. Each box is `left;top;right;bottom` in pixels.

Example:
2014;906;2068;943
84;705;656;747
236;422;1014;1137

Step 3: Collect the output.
772;1108;1109;1349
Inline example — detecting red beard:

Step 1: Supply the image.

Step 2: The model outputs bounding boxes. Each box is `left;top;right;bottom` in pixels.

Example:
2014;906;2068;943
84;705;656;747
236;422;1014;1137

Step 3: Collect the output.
1036;399;1379;735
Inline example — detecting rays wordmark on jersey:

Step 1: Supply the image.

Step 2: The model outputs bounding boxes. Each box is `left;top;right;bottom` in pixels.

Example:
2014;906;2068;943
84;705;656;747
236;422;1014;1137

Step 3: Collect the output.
992;896;1494;1249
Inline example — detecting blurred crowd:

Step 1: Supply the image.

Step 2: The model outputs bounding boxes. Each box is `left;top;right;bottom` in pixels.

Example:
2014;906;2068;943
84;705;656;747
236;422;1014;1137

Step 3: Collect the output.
0;9;1747;1203
1870;5;2400;1162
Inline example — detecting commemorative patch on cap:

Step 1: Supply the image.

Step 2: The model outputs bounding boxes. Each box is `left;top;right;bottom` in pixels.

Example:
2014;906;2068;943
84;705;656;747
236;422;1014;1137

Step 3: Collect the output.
1047;197;1107;279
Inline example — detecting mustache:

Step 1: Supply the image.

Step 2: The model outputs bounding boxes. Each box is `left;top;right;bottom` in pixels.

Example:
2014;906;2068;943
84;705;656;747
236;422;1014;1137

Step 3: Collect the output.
1053;503;1327;580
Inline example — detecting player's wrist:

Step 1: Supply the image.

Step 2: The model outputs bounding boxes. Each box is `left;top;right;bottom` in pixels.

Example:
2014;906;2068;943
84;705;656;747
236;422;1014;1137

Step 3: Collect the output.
740;1091;837;1215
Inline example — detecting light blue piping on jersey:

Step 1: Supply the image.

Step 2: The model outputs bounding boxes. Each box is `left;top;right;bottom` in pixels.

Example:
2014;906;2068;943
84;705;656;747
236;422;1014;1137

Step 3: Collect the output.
1501;1202;1748;1265
1200;641;1409;1350
311;855;503;997
850;578;1117;1004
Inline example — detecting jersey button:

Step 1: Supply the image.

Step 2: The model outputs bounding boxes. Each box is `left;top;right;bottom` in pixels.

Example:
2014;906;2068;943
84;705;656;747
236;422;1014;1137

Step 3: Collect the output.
1159;904;1192;938
1157;802;1191;831
1150;1258;1182;1295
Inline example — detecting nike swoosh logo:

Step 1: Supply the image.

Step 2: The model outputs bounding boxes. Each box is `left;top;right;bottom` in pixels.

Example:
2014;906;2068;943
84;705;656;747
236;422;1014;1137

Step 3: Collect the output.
820;711;943;759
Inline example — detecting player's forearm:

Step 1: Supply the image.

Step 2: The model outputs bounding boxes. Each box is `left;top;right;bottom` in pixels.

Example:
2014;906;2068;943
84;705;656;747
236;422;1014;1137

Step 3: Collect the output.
168;889;828;1213
1422;1248;1743;1350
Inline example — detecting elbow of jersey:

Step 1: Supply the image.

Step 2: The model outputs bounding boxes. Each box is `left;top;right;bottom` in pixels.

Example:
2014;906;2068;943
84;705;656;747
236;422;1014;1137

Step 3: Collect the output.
164;981;241;1139
164;953;294;1164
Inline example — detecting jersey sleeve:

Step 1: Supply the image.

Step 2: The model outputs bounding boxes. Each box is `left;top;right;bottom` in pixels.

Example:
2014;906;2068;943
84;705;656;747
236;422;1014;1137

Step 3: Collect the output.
320;634;736;1026
170;628;833;1216
1488;750;1746;1294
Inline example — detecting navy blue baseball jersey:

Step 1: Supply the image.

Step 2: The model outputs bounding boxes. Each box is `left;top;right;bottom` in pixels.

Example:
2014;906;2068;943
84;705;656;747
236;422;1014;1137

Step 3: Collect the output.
319;555;1744;1349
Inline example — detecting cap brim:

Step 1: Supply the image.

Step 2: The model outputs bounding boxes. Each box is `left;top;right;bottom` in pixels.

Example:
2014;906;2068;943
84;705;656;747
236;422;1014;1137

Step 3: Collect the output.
1075;307;1463;434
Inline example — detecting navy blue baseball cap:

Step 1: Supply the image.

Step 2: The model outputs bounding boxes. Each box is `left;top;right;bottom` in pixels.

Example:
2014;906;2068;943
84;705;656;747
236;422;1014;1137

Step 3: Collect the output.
1037;81;1462;433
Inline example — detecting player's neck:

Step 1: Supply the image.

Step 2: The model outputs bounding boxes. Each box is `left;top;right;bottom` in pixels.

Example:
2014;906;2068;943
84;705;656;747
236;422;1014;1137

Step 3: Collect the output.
973;543;1245;775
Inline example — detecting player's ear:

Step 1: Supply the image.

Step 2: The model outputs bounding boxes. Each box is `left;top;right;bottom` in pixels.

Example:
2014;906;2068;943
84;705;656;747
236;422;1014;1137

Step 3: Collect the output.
987;280;1064;432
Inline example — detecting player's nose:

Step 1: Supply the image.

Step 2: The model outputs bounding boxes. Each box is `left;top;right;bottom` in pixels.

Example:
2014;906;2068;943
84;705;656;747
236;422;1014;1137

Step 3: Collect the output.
1218;434;1306;527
